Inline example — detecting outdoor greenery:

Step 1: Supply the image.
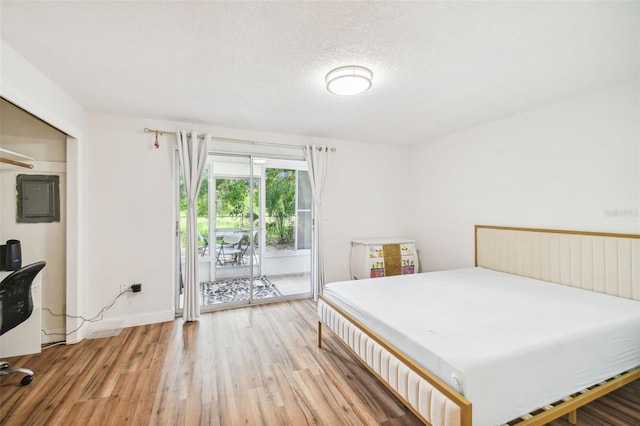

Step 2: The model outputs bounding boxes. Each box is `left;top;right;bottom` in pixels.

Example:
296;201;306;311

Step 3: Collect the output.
179;167;298;249
179;168;209;218
264;169;296;245
215;178;257;229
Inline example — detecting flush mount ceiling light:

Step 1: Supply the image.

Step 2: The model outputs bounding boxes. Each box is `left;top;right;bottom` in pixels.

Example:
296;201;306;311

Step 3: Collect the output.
325;65;373;96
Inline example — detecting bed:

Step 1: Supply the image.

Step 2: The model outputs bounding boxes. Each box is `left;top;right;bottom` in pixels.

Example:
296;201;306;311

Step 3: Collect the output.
317;225;640;426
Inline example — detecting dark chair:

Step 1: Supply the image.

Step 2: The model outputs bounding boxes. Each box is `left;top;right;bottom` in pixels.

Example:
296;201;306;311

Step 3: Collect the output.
0;261;46;386
238;230;259;266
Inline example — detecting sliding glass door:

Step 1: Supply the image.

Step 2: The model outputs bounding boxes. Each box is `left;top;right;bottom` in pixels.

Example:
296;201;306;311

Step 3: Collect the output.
208;155;261;308
176;153;312;313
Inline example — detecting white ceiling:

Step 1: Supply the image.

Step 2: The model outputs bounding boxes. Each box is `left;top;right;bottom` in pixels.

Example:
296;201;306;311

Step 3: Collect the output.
1;1;638;145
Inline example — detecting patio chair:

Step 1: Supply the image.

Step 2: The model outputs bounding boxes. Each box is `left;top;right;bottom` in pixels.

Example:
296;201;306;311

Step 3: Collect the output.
198;233;209;256
216;233;242;266
237;230;259;265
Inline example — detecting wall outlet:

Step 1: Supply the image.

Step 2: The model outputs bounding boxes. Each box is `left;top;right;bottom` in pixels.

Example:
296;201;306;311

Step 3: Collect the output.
120;284;130;293
131;283;142;293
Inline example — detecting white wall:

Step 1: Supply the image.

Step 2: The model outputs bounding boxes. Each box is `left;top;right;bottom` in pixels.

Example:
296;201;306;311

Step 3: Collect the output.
86;112;412;330
85;114;176;329
409;80;640;271
322;138;415;280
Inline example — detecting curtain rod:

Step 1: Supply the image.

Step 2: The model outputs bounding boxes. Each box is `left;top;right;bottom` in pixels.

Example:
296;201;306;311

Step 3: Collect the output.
144;127;336;152
0;157;34;169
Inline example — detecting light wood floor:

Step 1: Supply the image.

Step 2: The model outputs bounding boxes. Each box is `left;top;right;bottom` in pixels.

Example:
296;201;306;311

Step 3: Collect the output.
1;299;638;425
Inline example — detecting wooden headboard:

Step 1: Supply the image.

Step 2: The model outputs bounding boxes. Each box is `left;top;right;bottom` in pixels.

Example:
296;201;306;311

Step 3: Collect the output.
475;225;640;301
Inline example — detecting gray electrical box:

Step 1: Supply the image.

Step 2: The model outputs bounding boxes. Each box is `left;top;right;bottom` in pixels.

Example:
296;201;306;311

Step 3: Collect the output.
16;174;60;223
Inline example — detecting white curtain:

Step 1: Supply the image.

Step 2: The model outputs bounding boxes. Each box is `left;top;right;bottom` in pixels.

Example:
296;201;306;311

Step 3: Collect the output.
177;130;208;321
305;145;330;300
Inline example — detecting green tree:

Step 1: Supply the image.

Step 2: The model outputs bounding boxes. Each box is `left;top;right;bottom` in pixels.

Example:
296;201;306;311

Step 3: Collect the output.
197;170;208;217
265;169;296;244
180;167;209;217
216;179;249;227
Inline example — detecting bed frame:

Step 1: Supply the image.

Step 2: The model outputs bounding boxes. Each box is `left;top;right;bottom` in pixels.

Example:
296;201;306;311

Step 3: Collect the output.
317;225;640;426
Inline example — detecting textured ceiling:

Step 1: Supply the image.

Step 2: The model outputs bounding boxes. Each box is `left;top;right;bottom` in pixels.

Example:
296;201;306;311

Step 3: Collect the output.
1;1;638;145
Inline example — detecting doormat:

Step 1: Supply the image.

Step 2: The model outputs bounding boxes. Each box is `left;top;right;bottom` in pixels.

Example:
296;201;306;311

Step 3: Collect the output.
201;276;281;305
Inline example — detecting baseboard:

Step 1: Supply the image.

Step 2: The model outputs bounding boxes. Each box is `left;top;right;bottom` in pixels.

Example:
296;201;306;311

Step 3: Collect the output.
86;308;175;334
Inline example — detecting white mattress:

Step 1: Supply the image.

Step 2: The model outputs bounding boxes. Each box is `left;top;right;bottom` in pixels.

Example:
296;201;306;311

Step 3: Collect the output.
322;267;640;426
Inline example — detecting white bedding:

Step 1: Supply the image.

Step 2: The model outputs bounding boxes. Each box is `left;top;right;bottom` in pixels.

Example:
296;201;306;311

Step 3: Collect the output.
322;267;640;426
